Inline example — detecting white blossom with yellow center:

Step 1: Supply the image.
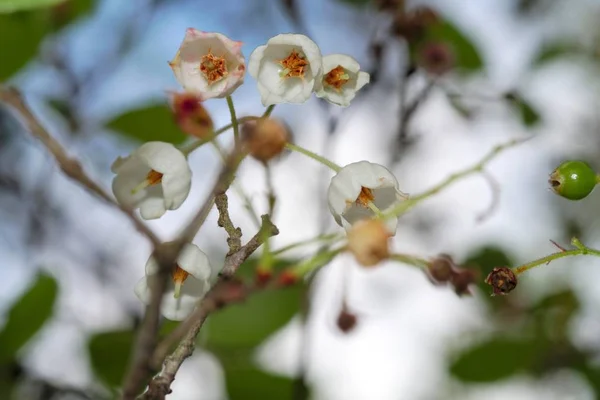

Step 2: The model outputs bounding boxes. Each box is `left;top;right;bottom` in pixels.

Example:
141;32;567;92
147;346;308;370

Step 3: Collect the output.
248;34;322;106
111;142;192;220
328;161;404;235
315;54;370;107
169;29;246;99
134;243;212;321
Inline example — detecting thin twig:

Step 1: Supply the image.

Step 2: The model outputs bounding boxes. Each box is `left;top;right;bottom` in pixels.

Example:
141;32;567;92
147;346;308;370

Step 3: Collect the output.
121;147;245;399
265;163;276;217
0;86;161;248
216;193;243;255
144;215;279;399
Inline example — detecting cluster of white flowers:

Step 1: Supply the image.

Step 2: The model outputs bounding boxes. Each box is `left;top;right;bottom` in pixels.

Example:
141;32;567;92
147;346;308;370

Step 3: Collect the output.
110;29;398;321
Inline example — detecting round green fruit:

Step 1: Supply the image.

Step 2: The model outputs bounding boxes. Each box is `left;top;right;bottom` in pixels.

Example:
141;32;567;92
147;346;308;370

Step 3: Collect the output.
549;160;598;200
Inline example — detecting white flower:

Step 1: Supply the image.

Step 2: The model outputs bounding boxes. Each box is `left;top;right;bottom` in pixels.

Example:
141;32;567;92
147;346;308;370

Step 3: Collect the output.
248;34;322;106
169;28;246;99
111;142;192;220
134;243;212;321
315;54;370;107
327;161;404;235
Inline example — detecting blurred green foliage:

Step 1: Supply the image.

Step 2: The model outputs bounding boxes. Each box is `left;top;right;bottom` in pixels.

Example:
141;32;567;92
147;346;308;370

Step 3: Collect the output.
106;104;189;145
424;20;483;72
0;273;58;365
88;329;135;389
0;1;94;80
0;0;65;14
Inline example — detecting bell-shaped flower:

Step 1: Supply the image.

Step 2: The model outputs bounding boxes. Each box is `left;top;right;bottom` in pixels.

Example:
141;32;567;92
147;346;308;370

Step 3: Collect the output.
169;29;246;99
327;161;404;235
111;141;192;220
134;243;212;321
315;54;370;107
248;33;322;106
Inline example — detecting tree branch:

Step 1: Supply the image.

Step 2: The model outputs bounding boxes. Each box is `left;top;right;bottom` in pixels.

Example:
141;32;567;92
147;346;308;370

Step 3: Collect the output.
121;147;246;399
143;215;279;399
0;86;161;248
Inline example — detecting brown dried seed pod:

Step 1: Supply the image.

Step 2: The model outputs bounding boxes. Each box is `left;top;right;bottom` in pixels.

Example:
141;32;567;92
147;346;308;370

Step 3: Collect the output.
485;267;518;296
241;118;289;162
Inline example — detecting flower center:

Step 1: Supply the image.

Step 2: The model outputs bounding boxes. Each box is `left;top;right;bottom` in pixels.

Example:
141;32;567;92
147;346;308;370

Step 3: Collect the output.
172;264;190;299
277;49;309;79
200;49;228;84
355;187;375;207
324;65;350;91
131;170;163;195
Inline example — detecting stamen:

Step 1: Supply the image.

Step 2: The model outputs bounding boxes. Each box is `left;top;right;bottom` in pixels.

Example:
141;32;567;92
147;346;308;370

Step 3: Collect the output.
277;50;309;79
200;48;228;84
324;65;350;91
355;187;375;207
131;170;164;194
172;265;190;299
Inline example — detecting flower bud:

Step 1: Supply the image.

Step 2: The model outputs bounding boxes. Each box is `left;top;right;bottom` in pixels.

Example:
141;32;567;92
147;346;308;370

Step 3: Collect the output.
241;118;289;163
171;92;213;139
485;267;518;296
347;219;391;267
418;42;455;75
549;160;597;201
427;254;455;284
336;307;358;333
255;267;272;287
450;268;479;296
277;270;298;287
392;6;439;42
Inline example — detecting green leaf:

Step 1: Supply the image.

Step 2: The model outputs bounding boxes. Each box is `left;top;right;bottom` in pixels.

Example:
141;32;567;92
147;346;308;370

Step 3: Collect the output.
0;11;49;80
88;329;134;388
505;93;541;127
206;286;302;349
425;21;483;71
534;43;582;66
218;352;294;400
0;0;66;13
337;0;370;7
450;338;540;382
0;273;58;365
106;104;188;145
49;0;95;30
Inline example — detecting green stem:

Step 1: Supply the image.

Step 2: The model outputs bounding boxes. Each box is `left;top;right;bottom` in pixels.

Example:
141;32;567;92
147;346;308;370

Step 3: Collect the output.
272;233;344;256
180;116;257;155
383;137;530;219
226;96;240;144
292;246;344;277
262;105;275;118
285;142;342;173
512;238;600;275
389;253;430;268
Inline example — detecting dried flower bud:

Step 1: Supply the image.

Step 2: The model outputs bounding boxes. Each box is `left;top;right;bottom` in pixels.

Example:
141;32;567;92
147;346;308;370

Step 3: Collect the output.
418;42;455;75
255;267;272;287
277;270;298;287
485;267;518;296
336;307;358;333
171;92;213;138
427;254;455;283
391;6;439;42
212;278;246;308
347;219;391;267
241;118;289;162
450;268;479;296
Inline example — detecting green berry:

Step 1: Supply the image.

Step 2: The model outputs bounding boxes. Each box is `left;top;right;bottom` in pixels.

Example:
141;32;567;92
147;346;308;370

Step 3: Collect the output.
549;160;598;200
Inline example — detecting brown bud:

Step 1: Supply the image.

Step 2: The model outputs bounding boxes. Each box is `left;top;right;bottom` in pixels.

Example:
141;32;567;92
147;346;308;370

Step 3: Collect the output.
427;254;455;283
347;219;391;267
450;268;479;296
336;308;358;333
241;118;289;162
211;278;246;308
255;268;272;287
171;92;213;138
418;42;455;75
277;270;298;287
391;6;439;42
485;267;518;296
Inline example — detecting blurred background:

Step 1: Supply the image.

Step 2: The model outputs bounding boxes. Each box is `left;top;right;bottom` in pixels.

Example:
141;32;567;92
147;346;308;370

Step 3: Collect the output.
2;0;600;399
